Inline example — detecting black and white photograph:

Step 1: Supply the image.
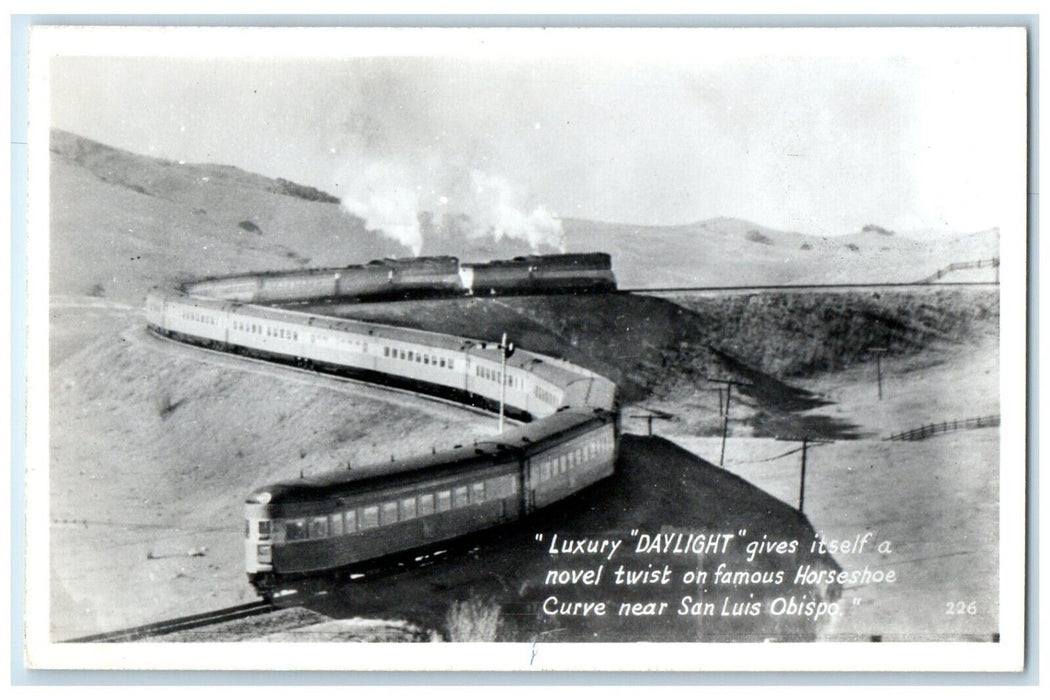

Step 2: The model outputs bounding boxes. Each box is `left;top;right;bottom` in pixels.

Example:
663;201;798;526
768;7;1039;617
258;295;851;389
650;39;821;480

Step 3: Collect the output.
23;25;1027;672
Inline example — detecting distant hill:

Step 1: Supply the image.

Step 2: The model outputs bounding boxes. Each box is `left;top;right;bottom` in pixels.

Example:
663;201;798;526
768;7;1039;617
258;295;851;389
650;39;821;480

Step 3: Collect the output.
562;217;1000;289
48;129;1000;302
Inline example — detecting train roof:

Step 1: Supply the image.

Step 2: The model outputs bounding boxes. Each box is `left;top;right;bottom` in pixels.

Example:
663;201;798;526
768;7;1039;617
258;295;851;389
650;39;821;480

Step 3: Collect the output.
365;256;460;270
247;409;610;505
462;252;611;270
223;301;476;353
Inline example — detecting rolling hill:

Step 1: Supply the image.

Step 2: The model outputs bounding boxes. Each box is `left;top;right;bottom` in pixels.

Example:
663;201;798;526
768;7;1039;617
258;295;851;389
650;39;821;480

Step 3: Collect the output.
50;129;1000;303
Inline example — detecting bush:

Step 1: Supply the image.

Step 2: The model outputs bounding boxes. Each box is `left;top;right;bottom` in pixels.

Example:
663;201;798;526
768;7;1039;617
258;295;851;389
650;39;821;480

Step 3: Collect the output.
746;229;773;245
446;597;502;642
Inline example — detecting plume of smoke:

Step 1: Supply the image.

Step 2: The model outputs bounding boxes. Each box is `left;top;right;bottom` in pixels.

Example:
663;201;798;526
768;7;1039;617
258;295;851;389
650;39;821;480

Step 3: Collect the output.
338;161;564;256
330;63;565;255
460;170;565;252
339;162;423;255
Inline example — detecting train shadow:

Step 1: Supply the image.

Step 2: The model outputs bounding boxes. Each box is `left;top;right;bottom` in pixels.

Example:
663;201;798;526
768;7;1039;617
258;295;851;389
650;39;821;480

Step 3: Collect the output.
295;435;841;643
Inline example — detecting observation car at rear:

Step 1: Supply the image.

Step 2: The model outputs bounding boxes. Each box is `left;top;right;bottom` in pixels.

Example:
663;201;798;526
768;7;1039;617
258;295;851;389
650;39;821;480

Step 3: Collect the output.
245;409;617;595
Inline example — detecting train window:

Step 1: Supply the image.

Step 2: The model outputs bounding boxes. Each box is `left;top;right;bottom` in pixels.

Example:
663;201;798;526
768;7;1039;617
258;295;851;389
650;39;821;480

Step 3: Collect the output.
245;519;250;538
384;347;390;357
471;482;485;504
360;506;379;530
541;461;551;481
400;497;417;520
285;519;307;541
559;456;567;474
345;510;357;533
419;493;435;516
309;516;329;539
330;512;344;537
407;351;414;361
436;491;452;512
453;486;469;509
381;501;399;526
400;350;406;360
448;360;454;370
258;520;271;539
439;359;445;368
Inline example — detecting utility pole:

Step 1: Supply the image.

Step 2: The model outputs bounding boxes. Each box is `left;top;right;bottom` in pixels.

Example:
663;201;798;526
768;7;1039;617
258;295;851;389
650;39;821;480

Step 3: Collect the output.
871;347;888;401
707;377;752;466
497;332;515;433
799;436;808;513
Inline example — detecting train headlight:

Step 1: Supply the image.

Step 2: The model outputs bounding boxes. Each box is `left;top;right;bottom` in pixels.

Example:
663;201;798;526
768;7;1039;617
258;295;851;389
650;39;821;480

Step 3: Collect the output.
250;491;272;505
257;544;272;564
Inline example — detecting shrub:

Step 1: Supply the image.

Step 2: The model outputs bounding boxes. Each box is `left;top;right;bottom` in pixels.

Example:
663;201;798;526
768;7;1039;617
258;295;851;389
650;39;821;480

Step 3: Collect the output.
746;229;773;245
446;597;502;642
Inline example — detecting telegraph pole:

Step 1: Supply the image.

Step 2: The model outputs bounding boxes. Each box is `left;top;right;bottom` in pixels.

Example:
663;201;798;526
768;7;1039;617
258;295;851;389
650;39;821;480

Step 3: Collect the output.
498;333;515;433
799;436;808;512
707;377;752;466
871;347;888;401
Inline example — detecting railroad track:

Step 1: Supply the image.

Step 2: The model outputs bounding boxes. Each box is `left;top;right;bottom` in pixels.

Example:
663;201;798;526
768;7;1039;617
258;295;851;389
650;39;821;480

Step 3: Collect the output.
64;600;275;643
64;543;478;643
623;281;999;295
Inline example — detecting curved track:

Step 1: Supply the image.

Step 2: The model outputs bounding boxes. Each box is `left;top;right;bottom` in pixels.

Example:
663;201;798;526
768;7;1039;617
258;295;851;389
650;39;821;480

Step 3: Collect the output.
65;601;276;643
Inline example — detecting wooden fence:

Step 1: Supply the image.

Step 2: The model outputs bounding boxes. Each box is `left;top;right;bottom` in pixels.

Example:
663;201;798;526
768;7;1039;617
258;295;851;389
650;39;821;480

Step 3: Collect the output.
916;258;999;284
886;414;1000;441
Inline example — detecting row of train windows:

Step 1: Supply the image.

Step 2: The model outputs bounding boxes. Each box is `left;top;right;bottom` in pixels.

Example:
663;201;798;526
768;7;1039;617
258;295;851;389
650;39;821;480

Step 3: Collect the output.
475;365;523;390
181;310;217;325
312;334;367;351
265;278;323;290
382;346;454;370
231;320;299;341
534;385;558;405
534;434;615;483
276;475;517;542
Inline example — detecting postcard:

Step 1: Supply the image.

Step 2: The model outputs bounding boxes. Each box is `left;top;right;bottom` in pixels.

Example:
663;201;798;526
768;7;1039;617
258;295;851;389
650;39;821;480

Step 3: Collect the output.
23;24;1027;672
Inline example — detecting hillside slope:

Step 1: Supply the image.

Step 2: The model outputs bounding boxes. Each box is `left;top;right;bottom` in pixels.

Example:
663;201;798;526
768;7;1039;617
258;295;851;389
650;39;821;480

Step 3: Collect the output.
50;129;1000;302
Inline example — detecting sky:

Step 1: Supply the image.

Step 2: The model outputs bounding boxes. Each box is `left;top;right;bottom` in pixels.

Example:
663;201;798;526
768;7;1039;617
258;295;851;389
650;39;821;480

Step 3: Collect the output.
47;28;1026;241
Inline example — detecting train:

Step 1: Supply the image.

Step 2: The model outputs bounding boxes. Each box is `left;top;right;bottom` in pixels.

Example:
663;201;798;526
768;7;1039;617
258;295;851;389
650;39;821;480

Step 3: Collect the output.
185;252;616;303
145;253;621;596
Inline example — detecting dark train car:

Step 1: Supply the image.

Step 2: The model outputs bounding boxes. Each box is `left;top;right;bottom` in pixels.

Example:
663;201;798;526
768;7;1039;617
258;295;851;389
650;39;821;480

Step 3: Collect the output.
335;257;462;300
460;252;616;296
244;410;616;594
244;444;522;592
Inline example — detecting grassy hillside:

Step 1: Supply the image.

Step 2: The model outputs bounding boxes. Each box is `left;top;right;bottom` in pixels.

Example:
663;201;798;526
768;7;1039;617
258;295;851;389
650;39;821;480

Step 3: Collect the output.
50;129;1000;303
562;217;1000;288
50;129;404;302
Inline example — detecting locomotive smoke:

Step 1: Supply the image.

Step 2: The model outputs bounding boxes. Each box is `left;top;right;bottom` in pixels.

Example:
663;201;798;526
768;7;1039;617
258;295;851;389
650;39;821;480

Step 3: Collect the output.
330;63;566;257
339;164;565;256
339;162;424;255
